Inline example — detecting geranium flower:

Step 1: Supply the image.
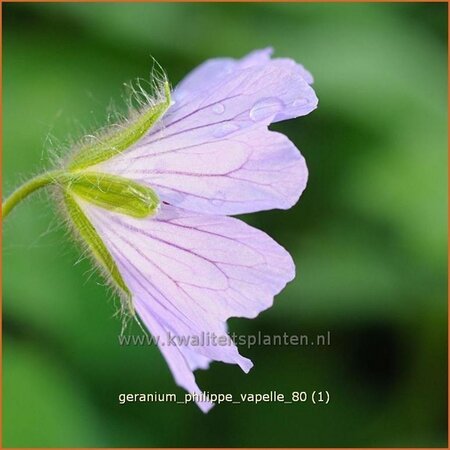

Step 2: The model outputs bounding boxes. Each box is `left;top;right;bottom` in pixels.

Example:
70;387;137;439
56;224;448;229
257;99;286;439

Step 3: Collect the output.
3;48;317;412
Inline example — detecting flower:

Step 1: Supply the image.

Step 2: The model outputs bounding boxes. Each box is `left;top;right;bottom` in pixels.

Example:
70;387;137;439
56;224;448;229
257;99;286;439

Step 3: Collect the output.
63;48;318;412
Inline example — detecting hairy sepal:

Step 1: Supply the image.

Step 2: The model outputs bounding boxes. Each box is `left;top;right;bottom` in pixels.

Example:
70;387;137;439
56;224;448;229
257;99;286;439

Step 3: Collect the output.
68;81;171;171
62;191;133;313
63;172;159;219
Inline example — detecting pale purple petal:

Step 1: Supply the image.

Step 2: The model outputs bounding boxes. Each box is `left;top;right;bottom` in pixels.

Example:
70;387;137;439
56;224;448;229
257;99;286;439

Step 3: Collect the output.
174;48;313;103
173;57;236;103
167;51;318;128
239;48;314;85
173;48;274;102
93;125;307;215
77;200;295;410
93;51;315;215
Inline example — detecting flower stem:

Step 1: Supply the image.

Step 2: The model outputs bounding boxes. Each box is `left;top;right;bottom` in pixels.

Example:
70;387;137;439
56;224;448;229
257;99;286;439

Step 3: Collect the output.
2;170;65;219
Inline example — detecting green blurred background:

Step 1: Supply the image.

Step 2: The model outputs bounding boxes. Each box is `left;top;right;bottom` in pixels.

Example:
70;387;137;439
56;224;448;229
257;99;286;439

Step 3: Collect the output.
3;2;447;448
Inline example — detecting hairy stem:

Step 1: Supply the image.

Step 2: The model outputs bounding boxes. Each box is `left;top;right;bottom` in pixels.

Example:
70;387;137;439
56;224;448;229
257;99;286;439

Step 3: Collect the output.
2;170;65;218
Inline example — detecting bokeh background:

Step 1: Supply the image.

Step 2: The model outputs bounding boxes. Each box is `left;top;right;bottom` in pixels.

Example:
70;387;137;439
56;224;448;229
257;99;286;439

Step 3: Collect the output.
3;2;447;448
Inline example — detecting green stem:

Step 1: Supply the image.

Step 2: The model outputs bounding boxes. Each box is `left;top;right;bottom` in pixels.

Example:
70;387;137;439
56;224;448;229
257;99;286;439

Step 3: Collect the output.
2;170;65;218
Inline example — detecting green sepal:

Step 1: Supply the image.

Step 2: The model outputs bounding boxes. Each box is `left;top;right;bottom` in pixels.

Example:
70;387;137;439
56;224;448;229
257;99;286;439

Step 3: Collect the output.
63;172;159;219
63;191;133;313
68;81;171;171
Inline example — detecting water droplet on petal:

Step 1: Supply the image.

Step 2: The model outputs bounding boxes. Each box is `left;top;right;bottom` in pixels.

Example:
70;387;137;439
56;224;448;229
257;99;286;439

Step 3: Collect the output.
211;190;226;206
293;98;308;107
166;191;184;204
213;123;240;138
212;103;225;115
249;97;284;122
